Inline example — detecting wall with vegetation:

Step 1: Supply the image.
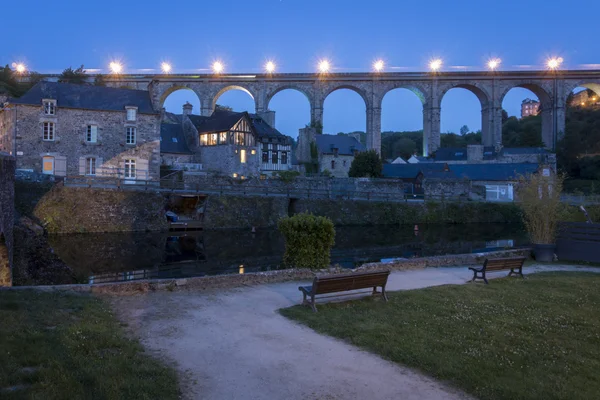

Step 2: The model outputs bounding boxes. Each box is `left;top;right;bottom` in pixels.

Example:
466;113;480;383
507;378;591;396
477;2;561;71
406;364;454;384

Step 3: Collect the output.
0;154;15;286
33;185;168;233
203;195;288;229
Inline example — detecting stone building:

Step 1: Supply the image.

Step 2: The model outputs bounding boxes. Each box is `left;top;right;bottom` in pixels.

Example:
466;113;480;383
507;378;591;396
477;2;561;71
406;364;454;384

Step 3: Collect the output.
521;98;540;118
161;105;292;178
296;127;366;177
0;82;161;180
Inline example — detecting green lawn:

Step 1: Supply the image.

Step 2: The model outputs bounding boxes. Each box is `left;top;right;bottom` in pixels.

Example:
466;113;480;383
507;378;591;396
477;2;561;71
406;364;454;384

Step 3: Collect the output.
281;272;600;400
0;290;180;400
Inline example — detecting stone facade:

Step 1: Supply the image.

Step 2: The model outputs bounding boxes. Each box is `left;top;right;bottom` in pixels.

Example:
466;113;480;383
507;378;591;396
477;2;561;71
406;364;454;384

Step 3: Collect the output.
320;154;355;177
0;153;15;286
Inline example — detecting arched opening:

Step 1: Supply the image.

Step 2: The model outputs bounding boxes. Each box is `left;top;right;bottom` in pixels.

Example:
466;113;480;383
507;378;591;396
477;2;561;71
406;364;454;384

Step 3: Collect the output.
267;88;311;140
440;86;487;150
163;88;201;116
561;83;600;193
323;88;367;142
501;86;549;148
380;88;425;162
212;86;255;113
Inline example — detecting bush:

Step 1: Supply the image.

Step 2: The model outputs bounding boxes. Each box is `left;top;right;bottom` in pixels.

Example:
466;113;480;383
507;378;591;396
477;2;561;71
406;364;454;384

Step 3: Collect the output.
348;150;383;178
278;213;335;269
276;170;300;183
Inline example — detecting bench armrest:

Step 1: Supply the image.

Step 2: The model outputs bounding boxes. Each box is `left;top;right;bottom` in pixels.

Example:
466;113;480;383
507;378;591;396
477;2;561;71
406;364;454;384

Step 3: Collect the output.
299;286;313;295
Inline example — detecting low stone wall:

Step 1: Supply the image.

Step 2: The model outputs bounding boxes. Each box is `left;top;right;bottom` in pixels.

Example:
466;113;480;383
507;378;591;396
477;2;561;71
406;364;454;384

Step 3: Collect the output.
0;153;15;286
2;248;532;294
203;196;288;229
33;185;169;233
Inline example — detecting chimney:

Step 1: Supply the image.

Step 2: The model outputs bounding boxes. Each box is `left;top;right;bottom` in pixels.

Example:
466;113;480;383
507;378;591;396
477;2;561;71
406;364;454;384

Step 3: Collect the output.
182;102;193;116
467;144;484;162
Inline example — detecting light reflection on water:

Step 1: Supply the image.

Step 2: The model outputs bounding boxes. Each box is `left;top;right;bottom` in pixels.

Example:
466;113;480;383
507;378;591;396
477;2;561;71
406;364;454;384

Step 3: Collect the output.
47;224;528;284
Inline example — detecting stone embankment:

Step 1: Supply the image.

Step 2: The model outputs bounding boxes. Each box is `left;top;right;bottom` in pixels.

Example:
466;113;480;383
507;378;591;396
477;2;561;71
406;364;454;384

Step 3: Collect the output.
0;153;15;287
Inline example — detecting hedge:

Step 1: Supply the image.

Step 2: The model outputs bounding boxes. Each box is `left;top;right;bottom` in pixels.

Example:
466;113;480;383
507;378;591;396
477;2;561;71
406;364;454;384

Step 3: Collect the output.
277;213;335;269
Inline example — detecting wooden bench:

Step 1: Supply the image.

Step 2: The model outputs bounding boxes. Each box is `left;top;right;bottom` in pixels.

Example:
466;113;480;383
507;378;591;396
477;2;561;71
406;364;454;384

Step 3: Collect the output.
469;256;527;284
299;270;390;312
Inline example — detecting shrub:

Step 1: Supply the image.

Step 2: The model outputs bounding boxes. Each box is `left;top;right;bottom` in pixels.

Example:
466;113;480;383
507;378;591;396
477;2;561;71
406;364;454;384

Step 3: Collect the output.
278;213;335;269
517;171;565;244
276;170;300;183
348;150;383;178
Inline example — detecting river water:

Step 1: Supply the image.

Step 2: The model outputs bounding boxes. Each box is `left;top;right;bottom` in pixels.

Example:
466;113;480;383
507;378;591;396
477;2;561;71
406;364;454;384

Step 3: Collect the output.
47;223;528;284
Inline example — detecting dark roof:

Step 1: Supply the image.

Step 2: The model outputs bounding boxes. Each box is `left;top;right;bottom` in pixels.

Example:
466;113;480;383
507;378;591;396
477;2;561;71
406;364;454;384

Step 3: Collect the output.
451;163;539;181
160;123;192;154
315;134;366;156
432;147;467;161
10;81;157;114
249;114;292;144
383;163;448;179
188;110;251;134
501;147;549;155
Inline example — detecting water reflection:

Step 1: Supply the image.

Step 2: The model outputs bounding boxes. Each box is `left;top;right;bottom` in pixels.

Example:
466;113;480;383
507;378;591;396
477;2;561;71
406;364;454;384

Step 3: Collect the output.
47;224;528;284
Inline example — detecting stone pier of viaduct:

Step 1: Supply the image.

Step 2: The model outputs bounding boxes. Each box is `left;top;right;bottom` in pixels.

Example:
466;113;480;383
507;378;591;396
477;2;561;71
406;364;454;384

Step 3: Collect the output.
44;70;600;155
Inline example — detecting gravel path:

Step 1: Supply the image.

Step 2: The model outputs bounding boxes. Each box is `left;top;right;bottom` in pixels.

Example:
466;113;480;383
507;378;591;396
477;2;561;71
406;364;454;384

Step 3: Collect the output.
110;264;597;400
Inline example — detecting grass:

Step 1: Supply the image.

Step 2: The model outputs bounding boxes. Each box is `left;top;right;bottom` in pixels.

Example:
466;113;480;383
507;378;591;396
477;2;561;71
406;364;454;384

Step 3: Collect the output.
0;290;180;400
280;272;600;400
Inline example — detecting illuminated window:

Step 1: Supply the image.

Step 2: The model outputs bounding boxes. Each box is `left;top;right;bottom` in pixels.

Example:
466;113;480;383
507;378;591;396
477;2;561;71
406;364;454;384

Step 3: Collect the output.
235;132;245;146
200;134;208;146
43;101;55;115
206;133;218;146
126;108;137;121
124;159;136;179
219;132;228;144
86;125;97;143
42;156;54;174
85;157;96;175
43;122;55;141
126;127;136;144
240;149;247;163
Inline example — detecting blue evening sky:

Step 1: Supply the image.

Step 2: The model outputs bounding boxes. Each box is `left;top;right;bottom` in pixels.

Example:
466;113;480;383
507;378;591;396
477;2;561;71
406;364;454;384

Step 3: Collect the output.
3;0;599;139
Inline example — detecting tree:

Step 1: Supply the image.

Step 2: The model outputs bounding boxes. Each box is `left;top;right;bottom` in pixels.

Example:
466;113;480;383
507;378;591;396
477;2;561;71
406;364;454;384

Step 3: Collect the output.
93;74;106;86
501;109;509;124
348;150;383;178
392;137;417;159
459;125;470;136
58;65;88;85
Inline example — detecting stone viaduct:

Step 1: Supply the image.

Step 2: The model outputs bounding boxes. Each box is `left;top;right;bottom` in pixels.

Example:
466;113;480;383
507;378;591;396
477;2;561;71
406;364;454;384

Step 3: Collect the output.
58;70;600;154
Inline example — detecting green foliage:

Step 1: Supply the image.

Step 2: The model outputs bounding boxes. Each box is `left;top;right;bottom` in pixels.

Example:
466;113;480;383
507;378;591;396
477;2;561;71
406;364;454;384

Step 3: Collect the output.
392;137;417;160
276;170;300;183
309;120;323;134
303;141;320;174
502;115;544;147
517;172;565;244
0;64;41;97
440;131;482;148
278;213;335;269
321;169;333;177
459;125;470;136
58;65;88;85
348;150;383;178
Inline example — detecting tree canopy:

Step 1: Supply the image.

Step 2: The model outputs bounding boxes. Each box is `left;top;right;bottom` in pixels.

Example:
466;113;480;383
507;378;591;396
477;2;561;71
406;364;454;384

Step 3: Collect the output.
348;149;383;178
58;65;88;85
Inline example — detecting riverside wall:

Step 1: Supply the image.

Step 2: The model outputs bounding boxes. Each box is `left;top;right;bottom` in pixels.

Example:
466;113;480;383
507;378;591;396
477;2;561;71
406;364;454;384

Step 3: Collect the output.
0;153;15;286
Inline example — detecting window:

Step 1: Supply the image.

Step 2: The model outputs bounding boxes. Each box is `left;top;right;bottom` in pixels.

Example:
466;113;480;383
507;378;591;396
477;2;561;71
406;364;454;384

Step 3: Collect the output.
124;159;136;179
208;133;218;146
86;125;97;143
43;101;55;115
126;127;136;144
235;132;245;146
126;108;137;121
42;156;54;174
240;149;247;164
172;137;178;143
200;134;208;146
281;151;288;165
271;151;278;164
343;160;346;167
219;132;228;144
331;160;335;169
263;142;269;151
85;157;96;175
262;151;269;163
485;184;513;202
43;122;55;141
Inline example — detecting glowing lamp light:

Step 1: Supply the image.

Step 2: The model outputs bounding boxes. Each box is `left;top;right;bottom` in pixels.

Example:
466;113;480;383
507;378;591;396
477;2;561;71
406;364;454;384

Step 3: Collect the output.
109;61;123;74
318;59;331;74
547;57;563;70
429;59;442;72
487;58;501;71
581;102;586;106
373;59;385;72
212;61;224;74
265;61;276;73
161;62;172;74
14;63;26;74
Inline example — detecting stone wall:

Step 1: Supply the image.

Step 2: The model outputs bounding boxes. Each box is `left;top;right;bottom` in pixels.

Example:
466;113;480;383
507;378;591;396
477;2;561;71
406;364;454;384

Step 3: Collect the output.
0;153;15;286
9;104;161;180
203;196;288;229
32;185;168;233
422;178;473;199
319;154;354;177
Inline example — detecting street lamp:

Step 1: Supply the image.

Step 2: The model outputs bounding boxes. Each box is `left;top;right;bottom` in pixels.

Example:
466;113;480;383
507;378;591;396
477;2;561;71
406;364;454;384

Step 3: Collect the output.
212;61;224;74
429;59;442;72
318;59;331;74
487;58;501;71
265;61;276;74
109;61;123;74
373;59;385;72
161;62;172;74
547;57;563;70
13;63;26;74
